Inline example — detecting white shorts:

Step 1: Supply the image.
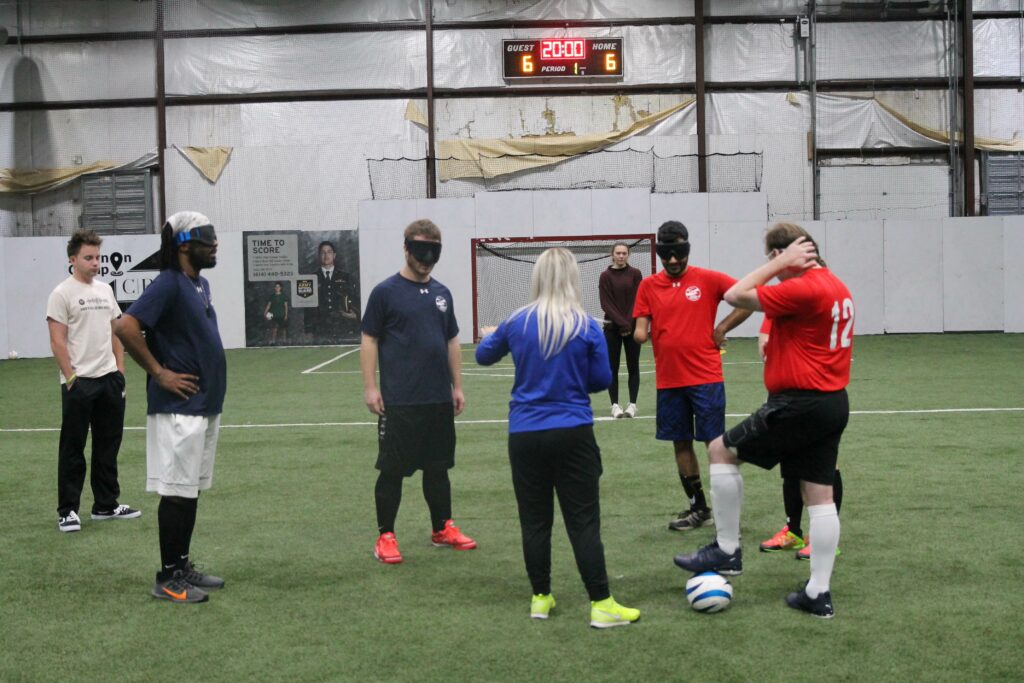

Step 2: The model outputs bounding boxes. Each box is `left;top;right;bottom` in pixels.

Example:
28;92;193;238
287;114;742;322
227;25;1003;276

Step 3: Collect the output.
146;413;221;498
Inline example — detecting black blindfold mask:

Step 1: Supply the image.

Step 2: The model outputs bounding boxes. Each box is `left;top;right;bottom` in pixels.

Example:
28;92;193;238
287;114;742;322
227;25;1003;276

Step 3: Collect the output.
655;241;690;261
174;224;217;246
405;238;442;265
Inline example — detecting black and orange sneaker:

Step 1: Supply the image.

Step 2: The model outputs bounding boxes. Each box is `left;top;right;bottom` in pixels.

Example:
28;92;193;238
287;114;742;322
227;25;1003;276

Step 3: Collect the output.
431;520;477;550
152;570;209;603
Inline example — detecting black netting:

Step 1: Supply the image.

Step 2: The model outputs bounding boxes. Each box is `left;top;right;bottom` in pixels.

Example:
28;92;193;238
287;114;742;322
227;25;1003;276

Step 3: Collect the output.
368;151;763;200
473;236;654;333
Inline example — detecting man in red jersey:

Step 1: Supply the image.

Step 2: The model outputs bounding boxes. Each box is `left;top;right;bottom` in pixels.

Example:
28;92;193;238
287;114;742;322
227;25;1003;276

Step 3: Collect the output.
673;223;854;619
633;221;752;532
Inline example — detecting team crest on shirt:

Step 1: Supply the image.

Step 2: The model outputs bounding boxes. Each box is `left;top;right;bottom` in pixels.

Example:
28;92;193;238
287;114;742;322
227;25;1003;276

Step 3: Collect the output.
685;286;702;301
435;296;448;312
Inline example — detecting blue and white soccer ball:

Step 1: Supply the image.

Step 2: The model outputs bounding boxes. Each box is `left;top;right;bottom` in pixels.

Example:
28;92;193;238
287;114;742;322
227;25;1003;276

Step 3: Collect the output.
685;572;733;613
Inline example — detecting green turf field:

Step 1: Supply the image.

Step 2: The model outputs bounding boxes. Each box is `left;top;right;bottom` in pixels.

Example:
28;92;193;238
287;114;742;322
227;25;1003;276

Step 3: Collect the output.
1;333;1022;682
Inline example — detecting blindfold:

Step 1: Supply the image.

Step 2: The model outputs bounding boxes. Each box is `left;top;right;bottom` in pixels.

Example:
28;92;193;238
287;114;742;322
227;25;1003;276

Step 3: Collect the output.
405;238;442;265
655;241;690;261
174;224;218;246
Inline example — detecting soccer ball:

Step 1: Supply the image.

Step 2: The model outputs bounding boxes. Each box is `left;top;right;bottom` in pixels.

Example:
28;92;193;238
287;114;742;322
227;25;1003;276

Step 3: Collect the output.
7;350;18;360
265;312;274;321
685;572;733;613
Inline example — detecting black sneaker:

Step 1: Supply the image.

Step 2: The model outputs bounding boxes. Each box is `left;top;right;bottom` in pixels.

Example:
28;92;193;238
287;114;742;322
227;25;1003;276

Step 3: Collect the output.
183;562;225;590
91;504;141;521
673;540;743;576
152;570;209;603
58;511;81;533
786;583;834;618
668;508;713;532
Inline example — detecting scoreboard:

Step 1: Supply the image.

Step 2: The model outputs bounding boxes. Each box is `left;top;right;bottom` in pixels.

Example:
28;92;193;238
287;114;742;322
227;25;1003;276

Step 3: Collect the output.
502;38;624;81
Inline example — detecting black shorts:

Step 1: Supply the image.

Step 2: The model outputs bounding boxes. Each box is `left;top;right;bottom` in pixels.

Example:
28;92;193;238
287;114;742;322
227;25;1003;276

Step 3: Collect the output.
722;389;849;485
376;403;456;477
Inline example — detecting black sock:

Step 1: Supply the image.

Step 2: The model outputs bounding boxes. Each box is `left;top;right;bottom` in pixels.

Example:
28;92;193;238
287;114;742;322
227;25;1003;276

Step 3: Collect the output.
681;473;707;512
181;496;198;561
375;472;403;535
422;468;452;533
833;469;843;515
783;477;804;538
157;496;193;580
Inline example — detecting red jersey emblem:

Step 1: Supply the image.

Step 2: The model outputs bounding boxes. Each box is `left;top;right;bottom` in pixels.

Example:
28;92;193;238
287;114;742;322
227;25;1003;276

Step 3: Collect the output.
685;286;702;301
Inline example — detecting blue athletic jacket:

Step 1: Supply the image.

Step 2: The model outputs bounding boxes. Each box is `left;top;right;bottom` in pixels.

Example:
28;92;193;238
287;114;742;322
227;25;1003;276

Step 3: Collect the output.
475;310;612;433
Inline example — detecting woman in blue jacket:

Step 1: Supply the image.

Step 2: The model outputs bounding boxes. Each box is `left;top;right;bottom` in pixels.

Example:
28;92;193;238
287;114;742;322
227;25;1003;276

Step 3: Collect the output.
476;247;640;629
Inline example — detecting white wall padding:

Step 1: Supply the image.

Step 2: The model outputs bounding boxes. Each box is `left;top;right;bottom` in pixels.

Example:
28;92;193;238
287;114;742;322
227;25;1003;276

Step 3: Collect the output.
975;19;1023;77
433;25;694;89
817;22;948;80
942;217;1004;332
165;33;426;95
591;189;652;234
166;0;422;30
434;0;693;21
474;191;535;238
709;221;772;338
705;24;801;83
0;41;154;103
884;220;943;333
1005;217;1024;333
820;165;949;222
0;237;7;355
532;190;592;236
825;220;885;336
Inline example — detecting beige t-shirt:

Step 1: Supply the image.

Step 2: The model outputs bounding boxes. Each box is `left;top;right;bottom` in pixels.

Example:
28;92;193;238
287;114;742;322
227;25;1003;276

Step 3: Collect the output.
45;276;120;382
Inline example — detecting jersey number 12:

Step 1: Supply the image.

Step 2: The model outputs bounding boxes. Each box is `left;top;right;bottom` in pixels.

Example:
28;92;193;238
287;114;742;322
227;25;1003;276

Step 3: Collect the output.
829;298;854;350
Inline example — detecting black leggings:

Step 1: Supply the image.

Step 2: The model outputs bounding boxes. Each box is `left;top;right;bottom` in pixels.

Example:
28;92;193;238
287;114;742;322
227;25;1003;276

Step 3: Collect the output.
604;327;640;405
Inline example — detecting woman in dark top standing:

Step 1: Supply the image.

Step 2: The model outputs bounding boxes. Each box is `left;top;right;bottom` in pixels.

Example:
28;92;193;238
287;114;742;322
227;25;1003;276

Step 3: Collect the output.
598;242;643;418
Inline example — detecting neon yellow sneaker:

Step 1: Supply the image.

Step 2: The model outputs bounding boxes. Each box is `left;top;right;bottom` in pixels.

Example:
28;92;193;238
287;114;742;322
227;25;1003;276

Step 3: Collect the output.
589;596;640;629
530;593;556;620
759;525;806;553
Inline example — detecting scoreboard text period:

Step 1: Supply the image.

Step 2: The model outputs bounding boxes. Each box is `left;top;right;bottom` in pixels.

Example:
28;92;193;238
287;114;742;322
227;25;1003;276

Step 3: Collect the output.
502;38;624;80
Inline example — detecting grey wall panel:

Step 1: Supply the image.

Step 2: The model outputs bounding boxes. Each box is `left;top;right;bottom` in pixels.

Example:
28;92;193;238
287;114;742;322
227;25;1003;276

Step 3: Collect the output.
709;192;767;222
474;191;534;238
0;237;7;355
825;220;885;336
533;190;591;236
884;220;943;333
5;236;66;358
942;217;1004;331
709;221;771;338
1005;217;1024;333
591;189;651;235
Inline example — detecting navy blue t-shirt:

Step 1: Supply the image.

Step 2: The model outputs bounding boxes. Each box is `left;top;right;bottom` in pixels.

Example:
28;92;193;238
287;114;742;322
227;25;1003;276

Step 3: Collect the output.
125;269;227;416
361;273;459;406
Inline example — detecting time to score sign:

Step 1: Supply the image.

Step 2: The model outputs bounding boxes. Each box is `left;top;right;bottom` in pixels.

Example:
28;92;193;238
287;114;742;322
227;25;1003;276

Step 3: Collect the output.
502;38;623;81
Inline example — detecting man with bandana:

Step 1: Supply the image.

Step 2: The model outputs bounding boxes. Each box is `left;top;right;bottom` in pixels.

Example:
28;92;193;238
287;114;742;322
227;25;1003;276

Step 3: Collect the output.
116;211;227;603
361;219;476;564
633;221;752;534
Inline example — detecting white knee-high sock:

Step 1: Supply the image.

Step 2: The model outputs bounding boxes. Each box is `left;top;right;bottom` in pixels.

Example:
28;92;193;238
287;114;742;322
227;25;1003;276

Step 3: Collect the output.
709;463;743;554
806;503;840;598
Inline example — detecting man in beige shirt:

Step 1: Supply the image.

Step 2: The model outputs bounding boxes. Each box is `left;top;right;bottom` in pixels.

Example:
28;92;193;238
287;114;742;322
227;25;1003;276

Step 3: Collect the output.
46;230;140;533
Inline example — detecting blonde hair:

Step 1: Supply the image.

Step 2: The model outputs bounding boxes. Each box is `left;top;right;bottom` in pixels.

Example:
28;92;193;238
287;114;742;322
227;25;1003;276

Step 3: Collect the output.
764;222;827;267
517;248;590;359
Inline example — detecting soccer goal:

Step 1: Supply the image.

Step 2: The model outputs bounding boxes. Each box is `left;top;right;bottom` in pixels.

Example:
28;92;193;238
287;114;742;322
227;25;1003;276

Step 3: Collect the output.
471;234;656;341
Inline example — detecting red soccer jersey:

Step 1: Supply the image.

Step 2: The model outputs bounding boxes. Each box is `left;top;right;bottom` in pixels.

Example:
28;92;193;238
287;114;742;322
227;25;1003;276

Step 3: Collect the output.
633;267;736;389
756;268;854;393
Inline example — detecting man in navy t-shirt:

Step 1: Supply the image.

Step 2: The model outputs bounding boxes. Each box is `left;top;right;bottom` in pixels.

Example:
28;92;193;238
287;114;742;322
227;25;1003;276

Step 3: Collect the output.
116;211;227;604
361;218;476;564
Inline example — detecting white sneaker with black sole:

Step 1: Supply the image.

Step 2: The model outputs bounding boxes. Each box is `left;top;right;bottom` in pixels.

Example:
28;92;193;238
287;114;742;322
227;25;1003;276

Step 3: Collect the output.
624;403;637;418
91;504;142;521
611;404;624;419
58;511;81;533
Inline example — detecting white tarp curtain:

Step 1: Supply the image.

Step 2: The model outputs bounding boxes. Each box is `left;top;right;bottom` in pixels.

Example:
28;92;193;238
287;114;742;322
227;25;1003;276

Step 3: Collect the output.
165;33;426;95
0;42;154;103
811;94;940;148
434;25;694;89
975;20;1023;77
974;0;1022;9
165;0;422;30
0;1;153;34
706;0;805;13
974;90;1024;139
434;0;692;21
817;22;949;79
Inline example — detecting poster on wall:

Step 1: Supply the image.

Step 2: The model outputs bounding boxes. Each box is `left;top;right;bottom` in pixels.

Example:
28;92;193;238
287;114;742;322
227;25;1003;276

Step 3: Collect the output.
242;230;360;347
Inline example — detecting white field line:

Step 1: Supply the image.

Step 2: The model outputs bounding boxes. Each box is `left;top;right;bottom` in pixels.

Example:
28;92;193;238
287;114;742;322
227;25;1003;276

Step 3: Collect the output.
300;346;360;374
2;407;1022;433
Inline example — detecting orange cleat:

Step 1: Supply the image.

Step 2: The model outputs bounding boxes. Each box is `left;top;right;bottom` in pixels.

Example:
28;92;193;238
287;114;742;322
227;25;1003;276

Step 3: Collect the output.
759;525;806;553
431;519;477;550
796;541;841;561
374;532;403;564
